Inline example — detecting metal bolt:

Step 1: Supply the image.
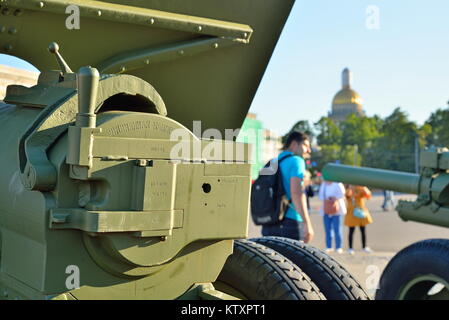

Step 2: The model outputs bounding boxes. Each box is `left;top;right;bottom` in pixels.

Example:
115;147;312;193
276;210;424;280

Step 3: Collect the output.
149;18;155;24
120;66;126;72
197;26;202;32
136;159;147;167
160;236;167;241
178;50;184;56
145;59;150;65
38;1;44;8
0;25;5;33
97;10;102;16
213;43;219;49
243;32;248;38
8;27;17;35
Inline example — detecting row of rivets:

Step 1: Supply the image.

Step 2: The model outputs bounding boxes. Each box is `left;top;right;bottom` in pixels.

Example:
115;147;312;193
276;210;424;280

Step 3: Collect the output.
0;8;23;16
123;41;222;70
0;3;22;54
145;18;208;34
115;37;224;72
0;26;18;35
0;4;241;41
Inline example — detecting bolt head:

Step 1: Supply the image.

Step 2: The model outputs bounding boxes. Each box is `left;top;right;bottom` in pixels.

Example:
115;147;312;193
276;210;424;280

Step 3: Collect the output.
136;159;147;167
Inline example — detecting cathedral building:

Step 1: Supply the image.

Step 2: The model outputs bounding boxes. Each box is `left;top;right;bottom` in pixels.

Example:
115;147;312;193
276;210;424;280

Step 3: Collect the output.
328;68;365;123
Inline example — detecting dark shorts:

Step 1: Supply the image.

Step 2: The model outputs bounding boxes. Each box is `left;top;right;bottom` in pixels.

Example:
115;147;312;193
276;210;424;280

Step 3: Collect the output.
261;218;304;241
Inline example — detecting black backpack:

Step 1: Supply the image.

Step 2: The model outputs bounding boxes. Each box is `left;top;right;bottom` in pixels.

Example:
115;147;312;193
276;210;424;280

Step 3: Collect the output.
250;154;293;225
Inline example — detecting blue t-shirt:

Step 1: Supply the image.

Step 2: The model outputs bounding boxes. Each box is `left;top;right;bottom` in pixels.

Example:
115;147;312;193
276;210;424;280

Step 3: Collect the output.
278;151;306;222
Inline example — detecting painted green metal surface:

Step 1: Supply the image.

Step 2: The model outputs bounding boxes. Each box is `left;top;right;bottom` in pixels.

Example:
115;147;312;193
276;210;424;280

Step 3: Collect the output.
398;275;449;300
0;0;295;299
323;148;449;228
0;71;252;299
323;163;420;195
0;0;295;134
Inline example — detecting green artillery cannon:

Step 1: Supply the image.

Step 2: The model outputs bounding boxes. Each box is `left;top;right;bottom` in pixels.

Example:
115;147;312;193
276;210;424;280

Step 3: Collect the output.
0;0;371;300
323;149;449;299
0;0;291;300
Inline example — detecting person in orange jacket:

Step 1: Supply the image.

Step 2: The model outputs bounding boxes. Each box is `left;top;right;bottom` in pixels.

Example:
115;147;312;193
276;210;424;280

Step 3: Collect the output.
344;185;373;254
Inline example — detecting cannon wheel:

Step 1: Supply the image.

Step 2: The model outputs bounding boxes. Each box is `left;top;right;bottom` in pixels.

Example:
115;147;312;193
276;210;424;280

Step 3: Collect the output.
214;239;325;300
252;237;370;300
376;239;449;300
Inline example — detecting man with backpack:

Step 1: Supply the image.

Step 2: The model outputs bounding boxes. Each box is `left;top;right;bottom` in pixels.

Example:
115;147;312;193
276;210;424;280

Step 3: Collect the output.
254;131;314;243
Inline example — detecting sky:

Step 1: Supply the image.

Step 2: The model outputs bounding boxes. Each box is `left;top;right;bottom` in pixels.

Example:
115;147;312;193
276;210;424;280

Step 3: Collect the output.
2;0;449;136
249;0;449;135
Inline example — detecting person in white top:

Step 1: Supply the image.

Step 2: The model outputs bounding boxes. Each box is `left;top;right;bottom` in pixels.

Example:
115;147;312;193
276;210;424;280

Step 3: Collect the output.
318;181;347;253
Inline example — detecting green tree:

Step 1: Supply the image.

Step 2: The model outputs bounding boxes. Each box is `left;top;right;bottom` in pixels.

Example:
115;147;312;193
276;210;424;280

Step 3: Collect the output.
425;106;449;148
340;114;382;153
367;107;428;172
289;120;314;137
313;144;341;172
341;145;362;166
314;117;342;146
282;120;314;145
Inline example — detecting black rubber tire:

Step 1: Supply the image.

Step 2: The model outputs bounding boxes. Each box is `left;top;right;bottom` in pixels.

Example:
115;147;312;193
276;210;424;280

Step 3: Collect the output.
216;239;325;300
376;239;449;300
251;236;370;300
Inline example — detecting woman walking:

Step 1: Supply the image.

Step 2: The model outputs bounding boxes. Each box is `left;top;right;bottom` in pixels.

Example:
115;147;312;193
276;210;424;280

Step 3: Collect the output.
345;185;373;255
319;181;346;254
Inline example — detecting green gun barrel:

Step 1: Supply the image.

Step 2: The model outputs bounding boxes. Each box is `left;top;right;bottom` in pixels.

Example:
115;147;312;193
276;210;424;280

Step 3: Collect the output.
323;162;449;228
322;163;420;194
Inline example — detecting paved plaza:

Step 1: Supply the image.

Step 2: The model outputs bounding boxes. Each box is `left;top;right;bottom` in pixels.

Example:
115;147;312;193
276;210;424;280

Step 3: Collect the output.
248;192;449;298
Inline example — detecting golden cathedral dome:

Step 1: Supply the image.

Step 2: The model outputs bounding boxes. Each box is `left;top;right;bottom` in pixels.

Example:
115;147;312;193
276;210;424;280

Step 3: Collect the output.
329;68;365;123
332;88;363;106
